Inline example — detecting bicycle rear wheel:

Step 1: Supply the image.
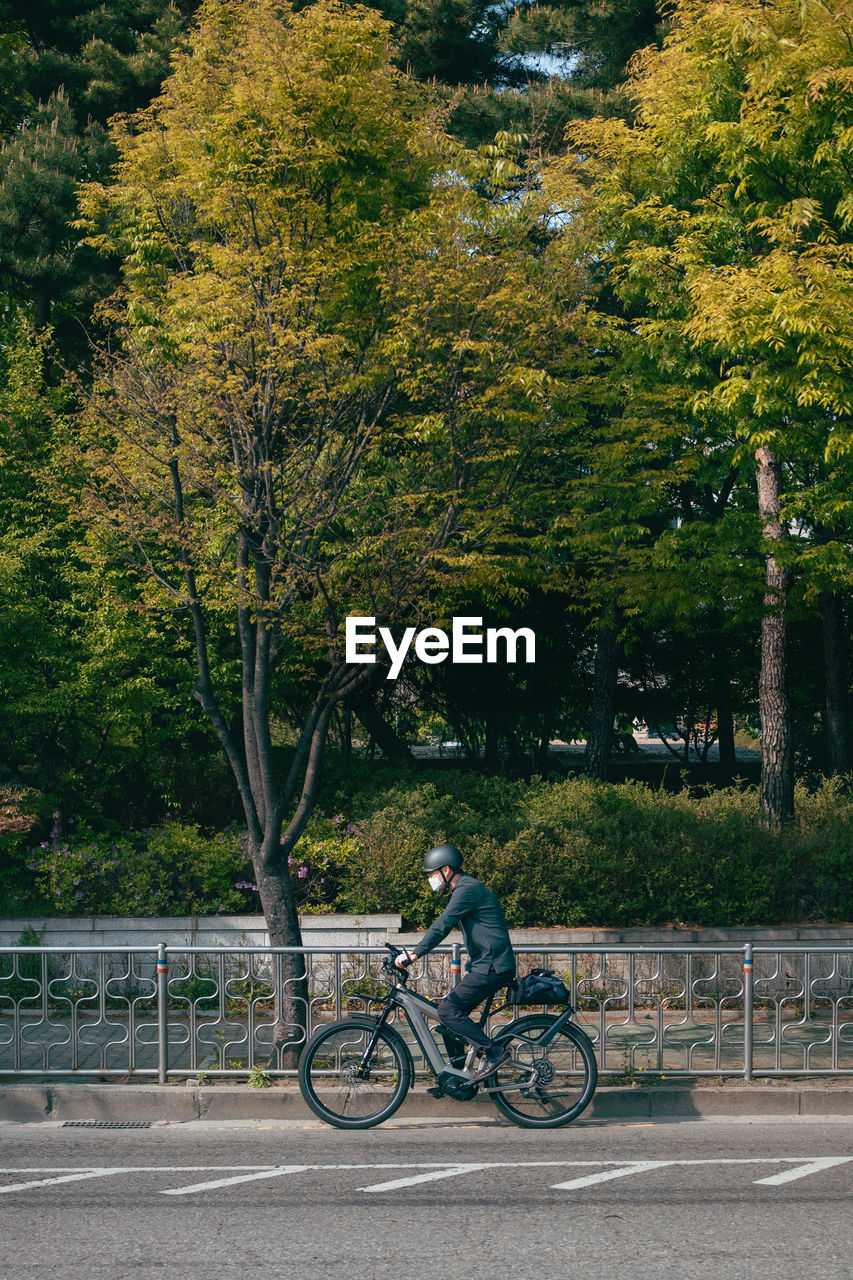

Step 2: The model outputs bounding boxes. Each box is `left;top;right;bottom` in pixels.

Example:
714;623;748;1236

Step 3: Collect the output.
298;1017;411;1129
489;1014;597;1128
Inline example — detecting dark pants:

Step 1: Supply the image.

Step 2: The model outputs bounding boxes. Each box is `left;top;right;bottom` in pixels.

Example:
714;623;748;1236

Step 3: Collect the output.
437;968;516;1051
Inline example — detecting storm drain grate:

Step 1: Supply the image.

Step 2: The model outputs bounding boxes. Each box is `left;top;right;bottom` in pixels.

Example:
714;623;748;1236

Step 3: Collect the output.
62;1120;152;1129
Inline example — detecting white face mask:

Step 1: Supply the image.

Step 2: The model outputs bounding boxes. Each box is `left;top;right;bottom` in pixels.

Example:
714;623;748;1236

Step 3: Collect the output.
427;871;445;892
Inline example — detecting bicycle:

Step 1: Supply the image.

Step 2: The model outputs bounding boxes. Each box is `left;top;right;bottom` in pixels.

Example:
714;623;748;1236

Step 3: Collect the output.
298;943;597;1129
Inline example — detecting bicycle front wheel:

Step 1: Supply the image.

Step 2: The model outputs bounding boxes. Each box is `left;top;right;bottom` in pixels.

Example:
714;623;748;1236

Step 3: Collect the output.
489;1014;597;1128
298;1017;411;1129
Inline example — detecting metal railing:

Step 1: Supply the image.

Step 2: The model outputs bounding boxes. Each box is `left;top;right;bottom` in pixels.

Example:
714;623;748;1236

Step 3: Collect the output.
1;942;852;1081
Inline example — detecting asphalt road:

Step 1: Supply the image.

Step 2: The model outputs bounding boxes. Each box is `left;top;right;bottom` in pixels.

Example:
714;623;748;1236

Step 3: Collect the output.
1;1116;851;1280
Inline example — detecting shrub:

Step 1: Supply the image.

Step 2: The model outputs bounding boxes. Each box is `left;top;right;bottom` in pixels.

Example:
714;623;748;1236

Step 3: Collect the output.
286;811;361;914
29;821;251;916
19;772;853;927
25;809;361;918
337;773;843;929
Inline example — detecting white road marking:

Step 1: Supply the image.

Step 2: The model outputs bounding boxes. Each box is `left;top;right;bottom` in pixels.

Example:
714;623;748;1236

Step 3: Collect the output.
0;1159;849;1198
753;1157;853;1186
551;1161;674;1191
161;1166;312;1196
0;1169;131;1194
0;1167;276;1173
359;1164;492;1193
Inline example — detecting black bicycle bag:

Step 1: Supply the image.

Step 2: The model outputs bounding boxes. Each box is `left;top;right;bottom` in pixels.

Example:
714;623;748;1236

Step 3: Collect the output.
510;969;572;1006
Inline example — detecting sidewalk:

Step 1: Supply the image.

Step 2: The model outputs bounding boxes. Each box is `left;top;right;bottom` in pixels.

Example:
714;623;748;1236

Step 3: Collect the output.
3;1081;853;1123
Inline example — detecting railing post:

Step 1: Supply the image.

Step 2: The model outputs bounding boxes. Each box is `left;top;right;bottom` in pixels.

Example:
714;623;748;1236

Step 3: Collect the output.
743;943;753;1082
157;944;168;1085
451;943;461;989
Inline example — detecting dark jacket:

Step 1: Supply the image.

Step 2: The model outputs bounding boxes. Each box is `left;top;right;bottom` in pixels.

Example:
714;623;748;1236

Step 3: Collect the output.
413;873;515;976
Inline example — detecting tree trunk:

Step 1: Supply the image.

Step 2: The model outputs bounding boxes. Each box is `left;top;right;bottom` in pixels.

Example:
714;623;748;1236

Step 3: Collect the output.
341;698;353;763
714;643;736;777
483;714;499;769
755;446;794;829
255;856;309;1071
33;289;51;332
820;589;850;777
583;613;618;781
535;711;554;771
354;685;414;764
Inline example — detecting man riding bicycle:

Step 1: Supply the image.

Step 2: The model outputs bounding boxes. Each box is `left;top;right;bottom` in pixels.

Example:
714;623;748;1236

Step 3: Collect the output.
395;843;516;1081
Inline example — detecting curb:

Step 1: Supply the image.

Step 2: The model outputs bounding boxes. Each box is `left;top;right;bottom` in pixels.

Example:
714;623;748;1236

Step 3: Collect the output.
3;1083;853;1123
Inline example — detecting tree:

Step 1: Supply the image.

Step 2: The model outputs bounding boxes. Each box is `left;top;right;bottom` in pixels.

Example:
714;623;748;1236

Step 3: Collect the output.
78;0;438;927
0;0;199;338
377;0;667;149
77;0;587;1052
0;314;226;823
552;0;853;824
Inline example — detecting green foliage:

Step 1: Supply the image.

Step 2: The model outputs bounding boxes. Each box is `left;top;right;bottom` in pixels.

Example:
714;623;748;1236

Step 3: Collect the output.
790;777;853;919
287;811;362;913
0;0;201;334
247;1063;273;1088
29;821;251;916
338;772;853;927
19;808;359;917
558;0;853;592
14;773;853;928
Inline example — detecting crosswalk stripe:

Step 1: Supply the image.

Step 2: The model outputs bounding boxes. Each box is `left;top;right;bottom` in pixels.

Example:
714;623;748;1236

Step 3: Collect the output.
358;1167;491;1192
359;1164;493;1193
753;1157;853;1186
0;1158;849;1198
0;1169;129;1194
551;1161;674;1191
161;1166;313;1195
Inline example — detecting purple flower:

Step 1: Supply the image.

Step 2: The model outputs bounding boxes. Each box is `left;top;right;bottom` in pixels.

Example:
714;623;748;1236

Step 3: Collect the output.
346;823;359;836
297;866;307;879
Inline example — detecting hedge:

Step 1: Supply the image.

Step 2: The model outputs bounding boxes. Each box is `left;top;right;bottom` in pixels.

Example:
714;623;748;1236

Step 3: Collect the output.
337;773;853;929
11;773;853;927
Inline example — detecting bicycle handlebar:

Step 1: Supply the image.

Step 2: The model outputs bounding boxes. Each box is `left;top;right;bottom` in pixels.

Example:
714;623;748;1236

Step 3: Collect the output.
382;942;410;984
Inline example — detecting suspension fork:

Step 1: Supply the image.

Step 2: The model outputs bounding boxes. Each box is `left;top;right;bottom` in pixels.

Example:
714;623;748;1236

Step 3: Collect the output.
356;1005;394;1077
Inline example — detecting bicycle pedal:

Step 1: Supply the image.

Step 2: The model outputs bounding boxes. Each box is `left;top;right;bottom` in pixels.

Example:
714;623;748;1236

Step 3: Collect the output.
427;1085;448;1099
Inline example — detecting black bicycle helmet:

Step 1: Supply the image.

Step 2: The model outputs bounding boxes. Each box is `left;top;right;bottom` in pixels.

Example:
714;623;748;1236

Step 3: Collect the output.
422;843;463;874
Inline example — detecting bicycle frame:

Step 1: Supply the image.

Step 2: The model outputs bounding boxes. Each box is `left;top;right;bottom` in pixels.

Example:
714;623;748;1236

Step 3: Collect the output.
394;982;477;1080
358;969;578;1089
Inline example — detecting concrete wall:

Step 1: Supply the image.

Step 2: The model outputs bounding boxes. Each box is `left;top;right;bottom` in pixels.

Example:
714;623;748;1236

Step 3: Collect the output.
0;914;402;951
4;914;853;951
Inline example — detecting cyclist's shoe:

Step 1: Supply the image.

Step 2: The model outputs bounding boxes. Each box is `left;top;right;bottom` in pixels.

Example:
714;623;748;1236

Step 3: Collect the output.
468;1045;510;1083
